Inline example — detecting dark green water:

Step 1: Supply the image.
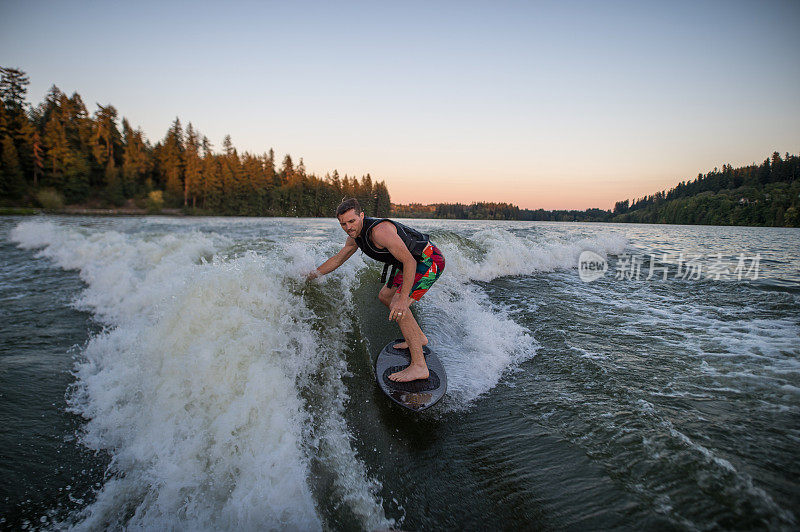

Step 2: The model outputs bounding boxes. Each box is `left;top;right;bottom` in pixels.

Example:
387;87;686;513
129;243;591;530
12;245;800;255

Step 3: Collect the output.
0;232;107;529
1;216;798;530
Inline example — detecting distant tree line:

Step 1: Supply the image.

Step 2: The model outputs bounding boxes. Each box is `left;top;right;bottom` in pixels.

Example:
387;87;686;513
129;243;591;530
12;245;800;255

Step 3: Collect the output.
610;154;800;226
392;153;800;227
0;67;391;217
392;202;614;222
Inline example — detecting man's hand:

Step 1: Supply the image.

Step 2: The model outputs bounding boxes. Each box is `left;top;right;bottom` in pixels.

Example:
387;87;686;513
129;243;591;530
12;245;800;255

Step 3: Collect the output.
389;293;411;321
310;239;357;281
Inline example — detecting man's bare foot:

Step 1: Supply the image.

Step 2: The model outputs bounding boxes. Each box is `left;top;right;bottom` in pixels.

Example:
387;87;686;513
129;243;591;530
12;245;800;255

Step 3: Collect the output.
393;335;428;350
388;363;429;382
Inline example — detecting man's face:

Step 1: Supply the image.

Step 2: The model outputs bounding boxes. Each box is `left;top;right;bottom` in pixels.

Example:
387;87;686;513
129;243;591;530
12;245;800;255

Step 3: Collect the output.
337;209;364;238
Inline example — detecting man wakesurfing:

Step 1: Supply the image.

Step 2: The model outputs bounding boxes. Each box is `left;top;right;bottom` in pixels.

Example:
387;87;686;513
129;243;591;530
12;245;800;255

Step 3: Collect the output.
308;198;445;382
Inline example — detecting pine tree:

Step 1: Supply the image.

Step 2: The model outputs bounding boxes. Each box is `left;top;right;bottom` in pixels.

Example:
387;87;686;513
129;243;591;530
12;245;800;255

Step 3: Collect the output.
374;180;391;216
201;139;222;210
121;118;150;196
280;154;294;186
330;169;341;195
260;150;276;199
184;123;202;208
69;93;93;164
359;173;374;213
266;148;279;190
0;67;34;183
91;104;122;189
62;149;90;203
42;113;70;189
219;151;237;214
15;117;36;183
0;68;30;110
219;135;245;213
159;117;184;204
222;134;234;156
33;85;63;131
31;131;43;186
1;134;25;198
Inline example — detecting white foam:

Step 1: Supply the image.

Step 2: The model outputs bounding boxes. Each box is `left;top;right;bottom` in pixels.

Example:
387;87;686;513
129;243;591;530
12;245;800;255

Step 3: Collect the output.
11;220;391;531
407;228;626;408
417;282;537;408
439;227;627;282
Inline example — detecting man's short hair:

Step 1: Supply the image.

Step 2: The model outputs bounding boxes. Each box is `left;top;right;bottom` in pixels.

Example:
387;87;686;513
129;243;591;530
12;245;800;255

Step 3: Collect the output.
336;197;362;217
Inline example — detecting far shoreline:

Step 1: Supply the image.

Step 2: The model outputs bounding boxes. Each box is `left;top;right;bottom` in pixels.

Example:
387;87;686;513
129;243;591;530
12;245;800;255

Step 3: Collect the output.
0;206;183;216
2;207;798;230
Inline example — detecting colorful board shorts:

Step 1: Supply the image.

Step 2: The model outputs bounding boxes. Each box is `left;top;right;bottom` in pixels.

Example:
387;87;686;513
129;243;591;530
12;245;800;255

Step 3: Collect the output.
387;242;445;301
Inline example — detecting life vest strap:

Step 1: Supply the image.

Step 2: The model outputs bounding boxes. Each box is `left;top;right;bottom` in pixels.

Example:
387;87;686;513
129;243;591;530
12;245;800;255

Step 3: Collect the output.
381;263;399;285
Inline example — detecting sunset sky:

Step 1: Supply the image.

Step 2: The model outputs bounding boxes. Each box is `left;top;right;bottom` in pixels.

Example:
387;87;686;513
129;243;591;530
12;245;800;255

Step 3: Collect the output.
2;0;798;210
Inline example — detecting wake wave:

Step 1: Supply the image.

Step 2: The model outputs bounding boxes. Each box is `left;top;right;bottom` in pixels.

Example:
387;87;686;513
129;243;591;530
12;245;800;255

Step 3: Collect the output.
417;227;628;407
11;220;390;531
435;227;627;282
10;219;628;528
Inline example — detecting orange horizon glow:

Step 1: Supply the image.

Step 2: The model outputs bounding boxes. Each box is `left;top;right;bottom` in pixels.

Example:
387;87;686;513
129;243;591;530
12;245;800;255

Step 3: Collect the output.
303;148;794;211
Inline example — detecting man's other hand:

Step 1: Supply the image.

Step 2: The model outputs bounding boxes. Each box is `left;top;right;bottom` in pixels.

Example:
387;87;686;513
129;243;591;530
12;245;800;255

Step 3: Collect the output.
389;293;411;321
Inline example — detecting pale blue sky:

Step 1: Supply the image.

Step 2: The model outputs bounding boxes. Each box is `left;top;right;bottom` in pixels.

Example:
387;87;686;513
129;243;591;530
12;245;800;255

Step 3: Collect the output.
2;0;798;209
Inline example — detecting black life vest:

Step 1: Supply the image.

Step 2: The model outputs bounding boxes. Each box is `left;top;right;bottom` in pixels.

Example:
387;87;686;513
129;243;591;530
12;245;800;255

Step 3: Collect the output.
354;217;430;281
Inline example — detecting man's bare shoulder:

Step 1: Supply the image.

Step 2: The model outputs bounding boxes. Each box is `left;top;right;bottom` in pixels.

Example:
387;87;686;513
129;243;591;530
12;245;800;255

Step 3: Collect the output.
370;220;398;246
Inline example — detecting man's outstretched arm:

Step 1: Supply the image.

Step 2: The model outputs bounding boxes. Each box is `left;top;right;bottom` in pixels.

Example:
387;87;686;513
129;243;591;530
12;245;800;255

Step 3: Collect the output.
308;237;358;279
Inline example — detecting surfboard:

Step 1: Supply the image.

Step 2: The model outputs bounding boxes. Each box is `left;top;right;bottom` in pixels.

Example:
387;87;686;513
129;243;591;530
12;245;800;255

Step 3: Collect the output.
375;339;447;411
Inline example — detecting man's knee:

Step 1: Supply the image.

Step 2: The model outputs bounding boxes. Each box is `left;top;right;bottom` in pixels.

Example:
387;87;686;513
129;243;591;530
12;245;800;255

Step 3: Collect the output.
378;287;392;306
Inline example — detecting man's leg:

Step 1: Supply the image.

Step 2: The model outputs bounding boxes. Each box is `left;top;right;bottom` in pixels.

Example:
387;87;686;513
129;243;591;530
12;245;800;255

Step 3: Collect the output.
392;245;443;350
385;284;427;350
388;293;429;382
381;280;429;347
393;315;428;350
378;284;394;307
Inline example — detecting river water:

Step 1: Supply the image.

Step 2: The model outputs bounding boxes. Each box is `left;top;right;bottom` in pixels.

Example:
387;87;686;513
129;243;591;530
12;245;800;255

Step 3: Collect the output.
1;216;798;530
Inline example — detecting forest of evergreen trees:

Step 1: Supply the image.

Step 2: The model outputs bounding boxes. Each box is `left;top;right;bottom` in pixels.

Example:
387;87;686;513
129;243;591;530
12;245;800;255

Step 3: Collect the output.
393;153;800;227
610;153;800;226
2;67;798;227
0;67;391;217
